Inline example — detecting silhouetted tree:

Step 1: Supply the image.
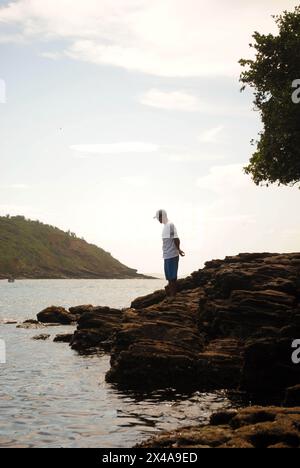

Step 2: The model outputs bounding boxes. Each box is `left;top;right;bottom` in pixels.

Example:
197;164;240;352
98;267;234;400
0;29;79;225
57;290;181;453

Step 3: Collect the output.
240;6;300;186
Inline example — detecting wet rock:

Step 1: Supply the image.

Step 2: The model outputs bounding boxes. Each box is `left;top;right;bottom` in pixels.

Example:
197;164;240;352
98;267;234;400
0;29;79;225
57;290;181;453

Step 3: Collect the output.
137;406;300;449
32;334;50;341
70;306;123;352
68;305;94;320
37;306;76;324
210;410;238;426
17;321;46;329
53;333;73;343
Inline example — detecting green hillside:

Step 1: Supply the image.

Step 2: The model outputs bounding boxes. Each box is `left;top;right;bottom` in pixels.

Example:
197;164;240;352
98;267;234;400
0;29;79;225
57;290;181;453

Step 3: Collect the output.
0;215;147;279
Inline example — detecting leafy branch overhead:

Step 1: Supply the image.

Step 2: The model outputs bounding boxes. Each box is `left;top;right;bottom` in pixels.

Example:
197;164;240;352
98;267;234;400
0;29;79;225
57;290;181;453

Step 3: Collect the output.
240;6;300;187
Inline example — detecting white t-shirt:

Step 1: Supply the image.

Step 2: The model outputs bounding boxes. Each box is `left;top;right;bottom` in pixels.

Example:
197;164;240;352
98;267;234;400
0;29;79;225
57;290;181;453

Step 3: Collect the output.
162;222;179;259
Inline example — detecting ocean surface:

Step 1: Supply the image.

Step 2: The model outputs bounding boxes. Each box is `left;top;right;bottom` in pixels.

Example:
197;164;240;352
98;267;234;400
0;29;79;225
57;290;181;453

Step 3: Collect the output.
0;279;245;448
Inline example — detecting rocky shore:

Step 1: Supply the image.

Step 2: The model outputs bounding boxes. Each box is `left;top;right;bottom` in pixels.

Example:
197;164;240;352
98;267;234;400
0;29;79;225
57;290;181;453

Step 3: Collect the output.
31;252;300;394
106;252;299;395
137;405;300;448
24;252;300;448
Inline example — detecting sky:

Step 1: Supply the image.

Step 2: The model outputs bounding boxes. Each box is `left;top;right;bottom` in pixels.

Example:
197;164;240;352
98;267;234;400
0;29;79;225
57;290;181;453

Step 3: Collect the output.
0;0;299;276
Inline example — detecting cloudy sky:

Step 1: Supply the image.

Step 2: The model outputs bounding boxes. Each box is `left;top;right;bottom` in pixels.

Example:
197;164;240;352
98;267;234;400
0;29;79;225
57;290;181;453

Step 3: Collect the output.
0;0;299;276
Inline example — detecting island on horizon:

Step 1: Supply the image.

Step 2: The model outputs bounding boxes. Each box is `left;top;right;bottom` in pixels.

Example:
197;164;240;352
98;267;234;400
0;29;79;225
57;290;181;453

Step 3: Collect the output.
0;215;153;280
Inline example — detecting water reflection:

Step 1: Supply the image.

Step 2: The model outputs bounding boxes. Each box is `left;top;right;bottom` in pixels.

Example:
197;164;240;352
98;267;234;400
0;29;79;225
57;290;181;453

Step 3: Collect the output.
0;279;248;448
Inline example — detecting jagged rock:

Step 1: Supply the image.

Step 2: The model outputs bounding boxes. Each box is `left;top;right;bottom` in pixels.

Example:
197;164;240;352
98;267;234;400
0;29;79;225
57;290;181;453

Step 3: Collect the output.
37;306;76;324
137;406;300;449
105;252;300;392
70;306;123;352
53;333;73;343
32;334;50;341
17;321;46;329
131;290;166;309
106;289;206;389
64;252;300;392
68;305;94;320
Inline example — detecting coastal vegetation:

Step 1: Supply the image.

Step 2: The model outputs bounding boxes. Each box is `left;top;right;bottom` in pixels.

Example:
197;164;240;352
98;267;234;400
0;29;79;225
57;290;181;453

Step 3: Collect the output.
0;215;144;279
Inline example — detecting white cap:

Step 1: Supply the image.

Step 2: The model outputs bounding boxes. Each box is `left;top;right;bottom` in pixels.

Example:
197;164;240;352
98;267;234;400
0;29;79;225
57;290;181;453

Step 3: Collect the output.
153;209;168;222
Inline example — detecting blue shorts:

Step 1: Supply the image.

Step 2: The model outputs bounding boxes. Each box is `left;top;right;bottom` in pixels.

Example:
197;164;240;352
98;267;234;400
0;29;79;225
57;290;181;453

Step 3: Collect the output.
164;256;179;281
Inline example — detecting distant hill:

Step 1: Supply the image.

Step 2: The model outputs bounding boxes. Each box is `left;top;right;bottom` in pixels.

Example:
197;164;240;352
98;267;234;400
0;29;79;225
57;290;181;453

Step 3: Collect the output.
0;215;149;279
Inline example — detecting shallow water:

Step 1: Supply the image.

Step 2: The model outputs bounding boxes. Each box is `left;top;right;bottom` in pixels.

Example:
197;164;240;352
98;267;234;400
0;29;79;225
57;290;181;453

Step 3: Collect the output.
0;279;245;448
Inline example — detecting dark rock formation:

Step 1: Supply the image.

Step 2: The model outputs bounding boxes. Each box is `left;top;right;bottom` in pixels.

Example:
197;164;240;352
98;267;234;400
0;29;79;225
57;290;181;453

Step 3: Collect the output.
17;321;46;329
105;252;300;392
70;306;123;352
137;406;300;448
37;306;76;324
284;385;300;407
66;253;300;393
68;305;94;320
32;334;50;341
54;333;73;343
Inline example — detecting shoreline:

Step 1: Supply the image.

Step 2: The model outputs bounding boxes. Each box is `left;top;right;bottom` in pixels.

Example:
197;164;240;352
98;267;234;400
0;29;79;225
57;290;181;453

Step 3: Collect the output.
9;251;300;448
0;275;157;281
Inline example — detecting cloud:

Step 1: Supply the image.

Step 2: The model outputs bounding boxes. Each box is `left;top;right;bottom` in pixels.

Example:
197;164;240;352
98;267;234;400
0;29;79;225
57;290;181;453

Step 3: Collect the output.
120;176;148;187
70;142;227;162
167;152;225;162
140;88;254;116
0;32;27;44
0;184;30;189
39;51;63;60
196;162;300;259
70;142;159;156
0;204;41;218
139;89;201;112
207;213;257;224
197;126;224;143
0;0;296;77
197;163;252;193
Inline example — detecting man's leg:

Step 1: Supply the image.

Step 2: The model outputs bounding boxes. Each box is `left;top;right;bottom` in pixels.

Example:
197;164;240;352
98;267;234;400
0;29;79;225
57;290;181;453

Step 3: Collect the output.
170;256;179;297
168;279;177;297
164;257;179;298
164;259;170;296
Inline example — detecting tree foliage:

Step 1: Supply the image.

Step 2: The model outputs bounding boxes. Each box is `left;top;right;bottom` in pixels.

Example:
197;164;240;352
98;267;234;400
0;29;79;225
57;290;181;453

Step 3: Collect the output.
239;6;300;186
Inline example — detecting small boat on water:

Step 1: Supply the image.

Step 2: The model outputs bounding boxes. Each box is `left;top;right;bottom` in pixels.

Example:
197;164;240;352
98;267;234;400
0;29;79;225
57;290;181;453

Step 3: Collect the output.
8;277;15;283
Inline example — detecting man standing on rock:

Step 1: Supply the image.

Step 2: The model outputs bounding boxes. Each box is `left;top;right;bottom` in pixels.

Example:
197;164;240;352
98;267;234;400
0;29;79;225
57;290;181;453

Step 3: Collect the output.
154;209;185;298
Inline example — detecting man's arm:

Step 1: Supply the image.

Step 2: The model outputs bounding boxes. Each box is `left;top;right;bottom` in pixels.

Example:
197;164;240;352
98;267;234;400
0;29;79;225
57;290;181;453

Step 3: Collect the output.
174;238;185;257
